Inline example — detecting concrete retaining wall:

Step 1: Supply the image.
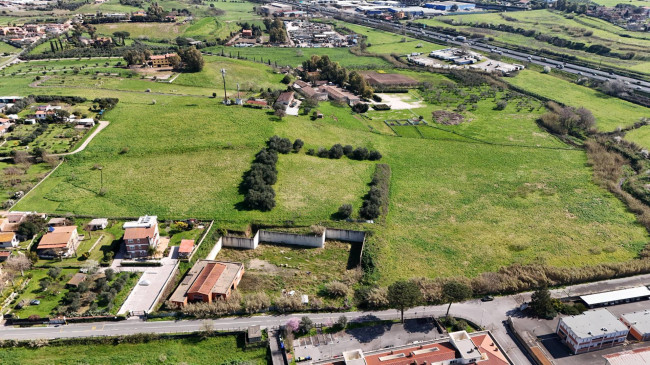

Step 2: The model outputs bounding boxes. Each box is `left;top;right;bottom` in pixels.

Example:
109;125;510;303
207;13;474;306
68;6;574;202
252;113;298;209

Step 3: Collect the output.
205;237;223;260
325;228;366;243
222;231;259;250
259;230;325;248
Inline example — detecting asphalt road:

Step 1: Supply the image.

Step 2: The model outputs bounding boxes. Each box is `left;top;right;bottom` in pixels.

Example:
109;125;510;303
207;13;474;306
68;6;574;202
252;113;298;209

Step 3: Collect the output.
5;273;650;364
294;4;650;93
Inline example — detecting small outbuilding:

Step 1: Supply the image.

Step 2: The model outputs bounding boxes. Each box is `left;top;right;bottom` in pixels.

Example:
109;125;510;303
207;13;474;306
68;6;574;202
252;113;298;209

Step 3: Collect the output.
66;273;87;288
178;239;195;259
248;325;262;343
87;218;108;231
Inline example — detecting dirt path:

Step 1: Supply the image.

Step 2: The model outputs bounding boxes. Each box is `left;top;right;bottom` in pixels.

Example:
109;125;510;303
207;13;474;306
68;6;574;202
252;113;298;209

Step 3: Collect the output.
53;120;109;156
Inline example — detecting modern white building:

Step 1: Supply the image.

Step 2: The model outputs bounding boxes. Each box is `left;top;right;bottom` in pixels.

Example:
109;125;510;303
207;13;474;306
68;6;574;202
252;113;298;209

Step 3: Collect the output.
620;310;650;341
556;309;629;354
580;286;650;308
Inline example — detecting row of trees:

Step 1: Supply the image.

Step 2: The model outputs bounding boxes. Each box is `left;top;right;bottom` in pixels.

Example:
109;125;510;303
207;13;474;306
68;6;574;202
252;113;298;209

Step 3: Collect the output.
360;164;390;220
306;144;382;161
123;47;204;72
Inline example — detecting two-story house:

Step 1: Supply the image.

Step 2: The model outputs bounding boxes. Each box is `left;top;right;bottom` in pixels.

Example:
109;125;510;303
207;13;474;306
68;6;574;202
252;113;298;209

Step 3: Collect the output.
122;215;160;258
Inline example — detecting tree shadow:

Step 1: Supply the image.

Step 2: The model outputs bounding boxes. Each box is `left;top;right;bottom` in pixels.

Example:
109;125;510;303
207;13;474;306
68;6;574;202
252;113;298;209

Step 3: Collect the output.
403;317;436;334
345;315;392;343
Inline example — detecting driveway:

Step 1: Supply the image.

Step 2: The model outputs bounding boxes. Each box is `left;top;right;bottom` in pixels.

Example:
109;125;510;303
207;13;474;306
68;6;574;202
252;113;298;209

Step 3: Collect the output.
115;246;179;315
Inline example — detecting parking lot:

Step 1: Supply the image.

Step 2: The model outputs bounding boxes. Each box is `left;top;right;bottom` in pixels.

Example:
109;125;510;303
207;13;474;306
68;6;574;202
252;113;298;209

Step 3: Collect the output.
294;318;442;362
511;299;650;365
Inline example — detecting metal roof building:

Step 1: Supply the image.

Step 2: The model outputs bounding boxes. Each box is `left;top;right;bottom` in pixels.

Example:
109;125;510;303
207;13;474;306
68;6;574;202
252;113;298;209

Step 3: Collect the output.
580;286;650;308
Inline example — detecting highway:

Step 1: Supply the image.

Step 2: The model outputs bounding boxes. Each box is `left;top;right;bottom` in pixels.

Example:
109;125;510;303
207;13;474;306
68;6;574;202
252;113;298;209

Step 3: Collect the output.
291;3;650;94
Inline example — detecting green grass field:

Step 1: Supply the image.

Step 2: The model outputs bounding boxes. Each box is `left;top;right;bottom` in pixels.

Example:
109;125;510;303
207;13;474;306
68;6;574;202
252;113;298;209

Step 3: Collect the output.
507;70;650;131
0;55;647;281
0;334;267;365
0;41;20;54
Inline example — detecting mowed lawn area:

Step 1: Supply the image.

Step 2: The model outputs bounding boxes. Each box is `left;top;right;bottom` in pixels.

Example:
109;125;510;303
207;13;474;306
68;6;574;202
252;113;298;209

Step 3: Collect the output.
3;56;648;280
507;70;650;131
0;334;267;365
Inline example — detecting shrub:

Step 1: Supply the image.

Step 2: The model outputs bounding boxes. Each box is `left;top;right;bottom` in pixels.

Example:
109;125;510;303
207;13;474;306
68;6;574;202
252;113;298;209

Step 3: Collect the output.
343;145;354;157
267;135;292;154
324;281;349;297
329;144;344;159
360;164;391;220
352;103;369;113
337;204;353;219
316;147;329;158
281;75;291;84
372;94;382;102
495;100;508;110
292;139;304;152
368;150;382;161
306;148;315;156
352;147;369;161
372;104;391;111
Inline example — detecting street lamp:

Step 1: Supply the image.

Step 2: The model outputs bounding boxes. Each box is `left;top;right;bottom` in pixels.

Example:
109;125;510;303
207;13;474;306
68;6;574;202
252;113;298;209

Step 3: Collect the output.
221;68;227;103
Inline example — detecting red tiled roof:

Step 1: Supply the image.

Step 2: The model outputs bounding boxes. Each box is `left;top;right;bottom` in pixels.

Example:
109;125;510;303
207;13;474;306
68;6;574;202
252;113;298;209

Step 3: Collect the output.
276;91;294;103
38;227;76;249
179;239;194;254
188;262;226;296
0;251;10;257
124;225;156;240
246;100;267;106
363;342;457;365
472;334;510;365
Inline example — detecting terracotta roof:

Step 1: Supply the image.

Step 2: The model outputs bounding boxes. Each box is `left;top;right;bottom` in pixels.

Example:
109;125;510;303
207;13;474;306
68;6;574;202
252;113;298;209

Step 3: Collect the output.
363;342;457;365
276;91;294;103
188;262;226;296
149;53;177;60
0;251;10;257
472;334;510;365
0;232;15;242
246;100;267;106
38;227;76;249
124;225;156;240
67;273;86;287
179;239;195;254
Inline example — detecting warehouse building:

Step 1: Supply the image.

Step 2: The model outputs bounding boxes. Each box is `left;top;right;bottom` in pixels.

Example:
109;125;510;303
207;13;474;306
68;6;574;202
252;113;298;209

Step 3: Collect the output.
580;286;650;308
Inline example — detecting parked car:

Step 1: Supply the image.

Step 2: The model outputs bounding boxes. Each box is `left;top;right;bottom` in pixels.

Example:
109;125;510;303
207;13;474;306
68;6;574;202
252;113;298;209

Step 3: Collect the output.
481;295;494;302
30;299;40;305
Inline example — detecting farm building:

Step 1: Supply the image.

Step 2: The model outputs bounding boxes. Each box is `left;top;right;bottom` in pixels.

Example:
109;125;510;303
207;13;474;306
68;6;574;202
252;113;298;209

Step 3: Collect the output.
361;72;419;89
87;218;108;231
147;53;178;68
178;239;195;259
170;260;245;307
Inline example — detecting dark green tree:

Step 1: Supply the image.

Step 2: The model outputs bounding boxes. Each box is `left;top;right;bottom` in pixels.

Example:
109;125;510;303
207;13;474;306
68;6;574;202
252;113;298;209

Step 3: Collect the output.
442;281;472;317
388;280;422;323
530;286;557;319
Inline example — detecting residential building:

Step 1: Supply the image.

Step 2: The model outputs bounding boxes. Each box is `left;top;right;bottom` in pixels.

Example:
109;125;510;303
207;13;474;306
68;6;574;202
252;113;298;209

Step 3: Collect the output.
146;53;178;68
620;310;650;341
556;309;629;354
0;232;18;248
47;217;68;227
36;226;80;258
580;286;650;308
170;260;245;307
122;215;160;258
87;218;108;231
313;330;512;365
178;239;195;259
320;85;360;105
276;91;295;106
242;29;253;38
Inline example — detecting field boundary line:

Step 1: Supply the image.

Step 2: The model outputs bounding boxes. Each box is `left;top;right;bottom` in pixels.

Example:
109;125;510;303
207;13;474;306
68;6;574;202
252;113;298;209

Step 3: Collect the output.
9;159;63;211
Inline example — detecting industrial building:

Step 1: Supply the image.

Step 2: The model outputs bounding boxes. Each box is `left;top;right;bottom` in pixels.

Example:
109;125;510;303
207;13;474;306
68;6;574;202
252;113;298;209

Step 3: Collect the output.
620;310;650;341
556;309;629;354
424;1;476;11
579;286;650;308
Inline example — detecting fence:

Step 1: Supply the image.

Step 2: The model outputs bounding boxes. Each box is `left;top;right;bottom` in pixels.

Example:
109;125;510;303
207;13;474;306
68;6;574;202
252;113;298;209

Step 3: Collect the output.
185;220;214;262
324;228;365;243
205;236;223;260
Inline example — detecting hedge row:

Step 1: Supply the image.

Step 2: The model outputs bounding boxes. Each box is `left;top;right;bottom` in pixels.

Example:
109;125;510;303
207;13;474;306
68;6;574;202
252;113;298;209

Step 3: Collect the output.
360;164;391;220
307;144;382;161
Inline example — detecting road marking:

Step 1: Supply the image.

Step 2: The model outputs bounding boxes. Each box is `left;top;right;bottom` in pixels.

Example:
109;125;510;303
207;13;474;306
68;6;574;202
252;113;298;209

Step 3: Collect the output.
91;326;96;330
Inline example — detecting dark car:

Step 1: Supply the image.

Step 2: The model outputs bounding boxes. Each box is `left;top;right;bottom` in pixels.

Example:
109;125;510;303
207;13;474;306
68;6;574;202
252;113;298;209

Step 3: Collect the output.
30;299;41;305
481;295;494;302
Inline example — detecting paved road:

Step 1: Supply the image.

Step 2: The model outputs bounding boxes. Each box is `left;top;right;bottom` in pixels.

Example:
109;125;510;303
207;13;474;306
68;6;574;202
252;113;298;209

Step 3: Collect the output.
4;273;650;364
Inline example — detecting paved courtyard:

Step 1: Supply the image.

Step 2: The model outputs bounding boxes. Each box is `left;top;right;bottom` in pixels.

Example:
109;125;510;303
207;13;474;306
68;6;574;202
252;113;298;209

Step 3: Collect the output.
115;246;179;315
294;318;442;362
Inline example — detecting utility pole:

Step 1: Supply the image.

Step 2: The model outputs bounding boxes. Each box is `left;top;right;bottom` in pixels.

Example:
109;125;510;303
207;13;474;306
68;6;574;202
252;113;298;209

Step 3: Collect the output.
98;166;103;192
221;68;227;103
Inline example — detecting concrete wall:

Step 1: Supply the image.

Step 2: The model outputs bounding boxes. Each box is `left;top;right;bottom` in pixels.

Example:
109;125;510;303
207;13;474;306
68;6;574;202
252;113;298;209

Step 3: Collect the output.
259;230;325;248
325;228;366;243
205;236;223;260
222;231;259;250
